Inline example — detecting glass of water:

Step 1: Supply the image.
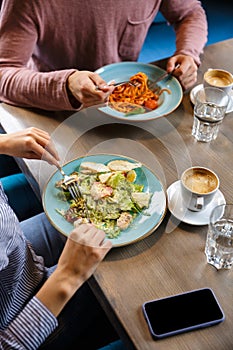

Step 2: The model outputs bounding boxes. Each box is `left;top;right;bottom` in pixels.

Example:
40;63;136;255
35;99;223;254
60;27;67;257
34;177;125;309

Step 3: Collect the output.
192;87;229;142
205;204;233;269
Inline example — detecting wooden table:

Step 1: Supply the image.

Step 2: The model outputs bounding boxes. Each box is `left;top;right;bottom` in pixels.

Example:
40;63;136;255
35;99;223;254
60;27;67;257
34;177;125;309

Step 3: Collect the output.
1;39;233;350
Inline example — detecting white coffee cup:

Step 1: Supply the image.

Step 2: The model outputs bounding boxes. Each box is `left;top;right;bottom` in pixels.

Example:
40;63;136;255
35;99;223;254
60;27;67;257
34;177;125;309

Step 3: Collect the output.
180;166;219;212
204;68;233;95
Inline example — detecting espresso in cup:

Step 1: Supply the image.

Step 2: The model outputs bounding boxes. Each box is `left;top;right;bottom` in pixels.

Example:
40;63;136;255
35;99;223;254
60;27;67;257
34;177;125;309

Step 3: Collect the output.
204;69;233;95
181;167;219;212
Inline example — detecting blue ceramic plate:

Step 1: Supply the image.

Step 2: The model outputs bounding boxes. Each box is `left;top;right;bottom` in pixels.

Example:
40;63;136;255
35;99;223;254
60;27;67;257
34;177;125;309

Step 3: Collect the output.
43;154;167;247
95;62;183;121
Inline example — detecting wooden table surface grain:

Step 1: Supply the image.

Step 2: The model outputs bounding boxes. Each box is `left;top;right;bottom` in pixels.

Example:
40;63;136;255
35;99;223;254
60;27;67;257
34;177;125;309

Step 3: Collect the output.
0;39;233;350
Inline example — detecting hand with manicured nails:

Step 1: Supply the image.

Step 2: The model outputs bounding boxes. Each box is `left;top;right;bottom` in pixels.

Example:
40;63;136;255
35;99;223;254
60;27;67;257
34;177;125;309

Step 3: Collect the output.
0;127;60;167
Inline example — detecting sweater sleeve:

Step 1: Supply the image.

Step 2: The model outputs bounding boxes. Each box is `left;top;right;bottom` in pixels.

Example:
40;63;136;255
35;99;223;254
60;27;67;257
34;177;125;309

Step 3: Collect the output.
0;0;78;111
0;67;78;111
0;297;58;350
160;0;208;65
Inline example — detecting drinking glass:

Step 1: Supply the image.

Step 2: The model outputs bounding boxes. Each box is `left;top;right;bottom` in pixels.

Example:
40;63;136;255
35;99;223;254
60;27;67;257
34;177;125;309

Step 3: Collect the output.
192;87;229;142
205;204;233;269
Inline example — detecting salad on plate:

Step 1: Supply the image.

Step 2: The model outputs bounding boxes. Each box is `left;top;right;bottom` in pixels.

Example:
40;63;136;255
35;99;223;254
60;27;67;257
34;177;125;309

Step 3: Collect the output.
55;159;152;239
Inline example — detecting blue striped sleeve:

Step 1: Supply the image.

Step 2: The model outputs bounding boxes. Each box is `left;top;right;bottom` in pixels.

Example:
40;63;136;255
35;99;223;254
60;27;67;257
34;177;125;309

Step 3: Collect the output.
0;297;58;350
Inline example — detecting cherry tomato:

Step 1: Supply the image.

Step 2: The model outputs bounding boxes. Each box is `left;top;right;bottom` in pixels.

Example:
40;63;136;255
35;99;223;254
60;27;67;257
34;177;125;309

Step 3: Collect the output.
144;99;158;110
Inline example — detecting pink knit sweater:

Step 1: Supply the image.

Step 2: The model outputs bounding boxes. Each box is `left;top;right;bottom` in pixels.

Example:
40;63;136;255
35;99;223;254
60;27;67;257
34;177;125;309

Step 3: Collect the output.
0;0;207;110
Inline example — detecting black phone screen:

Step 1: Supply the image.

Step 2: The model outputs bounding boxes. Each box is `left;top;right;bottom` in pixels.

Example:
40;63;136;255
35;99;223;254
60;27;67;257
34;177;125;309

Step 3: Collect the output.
143;288;225;338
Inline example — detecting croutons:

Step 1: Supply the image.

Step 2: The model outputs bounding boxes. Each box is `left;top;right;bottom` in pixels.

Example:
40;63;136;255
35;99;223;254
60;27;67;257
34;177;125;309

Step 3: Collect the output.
131;192;152;209
116;212;133;230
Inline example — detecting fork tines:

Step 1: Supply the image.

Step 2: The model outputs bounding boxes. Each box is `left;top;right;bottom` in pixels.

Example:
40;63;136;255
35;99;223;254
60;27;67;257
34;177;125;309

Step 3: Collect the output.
64;177;83;201
68;182;83;200
66;180;90;221
58;166;90;221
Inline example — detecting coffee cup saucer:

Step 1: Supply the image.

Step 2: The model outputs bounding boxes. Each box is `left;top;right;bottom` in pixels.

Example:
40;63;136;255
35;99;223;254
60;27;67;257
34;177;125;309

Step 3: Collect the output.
190;83;233;114
166;180;226;225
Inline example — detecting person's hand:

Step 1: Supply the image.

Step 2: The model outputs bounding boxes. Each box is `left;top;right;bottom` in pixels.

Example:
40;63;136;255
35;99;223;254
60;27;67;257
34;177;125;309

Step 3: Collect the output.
167;55;198;90
57;223;112;288
36;223;112;317
0;127;60;167
67;70;114;108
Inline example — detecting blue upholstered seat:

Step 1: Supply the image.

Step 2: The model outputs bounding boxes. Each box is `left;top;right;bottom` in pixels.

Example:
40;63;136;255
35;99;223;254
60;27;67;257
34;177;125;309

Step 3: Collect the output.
98;339;126;350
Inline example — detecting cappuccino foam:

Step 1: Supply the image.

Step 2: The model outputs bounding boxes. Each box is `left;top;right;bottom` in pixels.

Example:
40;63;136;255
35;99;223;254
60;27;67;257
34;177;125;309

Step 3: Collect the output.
206;76;232;87
204;69;233;88
184;170;218;194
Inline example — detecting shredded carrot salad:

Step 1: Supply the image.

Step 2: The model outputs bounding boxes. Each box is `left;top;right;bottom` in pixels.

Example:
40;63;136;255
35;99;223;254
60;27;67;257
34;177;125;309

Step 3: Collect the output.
108;72;161;114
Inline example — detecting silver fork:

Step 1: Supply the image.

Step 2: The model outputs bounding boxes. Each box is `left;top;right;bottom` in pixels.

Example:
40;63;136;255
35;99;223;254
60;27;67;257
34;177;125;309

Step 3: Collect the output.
95;80;136;91
148;65;180;91
58;166;90;221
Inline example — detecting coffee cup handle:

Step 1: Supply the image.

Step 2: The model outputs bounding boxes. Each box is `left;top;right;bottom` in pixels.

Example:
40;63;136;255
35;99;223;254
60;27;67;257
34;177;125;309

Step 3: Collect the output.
195;196;204;210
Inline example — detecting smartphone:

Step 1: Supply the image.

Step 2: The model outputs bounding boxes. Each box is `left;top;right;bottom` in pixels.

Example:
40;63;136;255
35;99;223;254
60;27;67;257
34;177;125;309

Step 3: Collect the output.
142;288;225;339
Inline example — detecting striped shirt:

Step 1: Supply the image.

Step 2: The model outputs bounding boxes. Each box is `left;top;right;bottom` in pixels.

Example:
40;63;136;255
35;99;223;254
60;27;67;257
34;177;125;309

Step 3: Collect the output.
0;183;58;349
